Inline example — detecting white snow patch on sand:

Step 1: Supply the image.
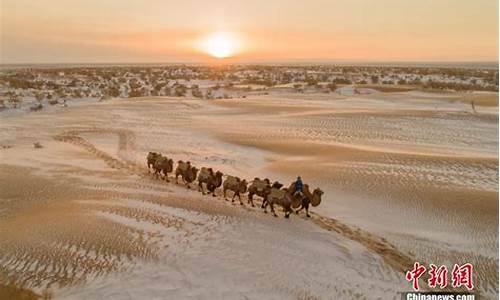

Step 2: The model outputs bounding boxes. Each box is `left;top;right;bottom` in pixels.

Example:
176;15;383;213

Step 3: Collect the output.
56;199;406;300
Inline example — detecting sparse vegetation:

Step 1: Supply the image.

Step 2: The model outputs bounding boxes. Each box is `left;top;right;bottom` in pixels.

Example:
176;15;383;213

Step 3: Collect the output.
0;64;497;112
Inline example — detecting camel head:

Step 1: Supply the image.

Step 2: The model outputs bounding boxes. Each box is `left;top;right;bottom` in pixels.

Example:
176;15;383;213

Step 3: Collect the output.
309;188;324;207
190;167;199;180
262;184;273;194
313;188;324;196
239;179;248;193
264;178;270;184
214;171;223;187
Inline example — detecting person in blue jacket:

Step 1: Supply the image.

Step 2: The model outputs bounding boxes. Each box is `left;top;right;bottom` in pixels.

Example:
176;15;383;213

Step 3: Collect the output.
293;176;303;196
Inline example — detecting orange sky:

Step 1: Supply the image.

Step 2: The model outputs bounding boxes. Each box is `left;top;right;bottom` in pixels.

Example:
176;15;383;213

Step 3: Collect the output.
1;0;498;63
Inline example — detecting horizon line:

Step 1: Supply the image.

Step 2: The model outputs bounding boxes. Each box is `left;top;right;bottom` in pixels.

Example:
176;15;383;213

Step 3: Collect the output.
1;60;498;69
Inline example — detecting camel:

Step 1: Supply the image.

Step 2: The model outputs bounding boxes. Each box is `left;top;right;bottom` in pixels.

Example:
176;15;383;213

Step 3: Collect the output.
247;177;272;207
197;167;223;196
175;160;199;188
294;184;324;217
146;152;161;171
260;181;284;208
222;175;248;205
153;156;174;181
263;186;294;218
197;167;213;193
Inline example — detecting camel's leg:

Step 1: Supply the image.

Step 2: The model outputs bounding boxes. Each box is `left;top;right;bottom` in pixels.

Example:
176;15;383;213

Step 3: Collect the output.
248;193;255;207
223;189;228;201
295;204;304;214
199;182;205;194
305;203;310;218
285;205;291;219
164;172;170;182
269;202;278;217
231;193;235;203
238;193;244;205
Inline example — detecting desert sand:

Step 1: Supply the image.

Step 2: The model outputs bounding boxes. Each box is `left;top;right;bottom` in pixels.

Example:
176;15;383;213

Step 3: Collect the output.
0;90;498;299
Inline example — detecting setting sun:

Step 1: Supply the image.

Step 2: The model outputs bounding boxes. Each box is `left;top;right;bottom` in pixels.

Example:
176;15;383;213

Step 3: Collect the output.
201;32;239;58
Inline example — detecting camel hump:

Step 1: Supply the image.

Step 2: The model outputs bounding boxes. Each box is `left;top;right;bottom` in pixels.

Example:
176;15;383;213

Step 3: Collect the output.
224;175;240;185
269;188;286;199
177;161;190;172
199;167;212;177
272;181;283;189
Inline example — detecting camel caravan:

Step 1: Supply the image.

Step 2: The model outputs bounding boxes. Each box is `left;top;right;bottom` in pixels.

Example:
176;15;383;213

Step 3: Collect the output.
146;152;324;218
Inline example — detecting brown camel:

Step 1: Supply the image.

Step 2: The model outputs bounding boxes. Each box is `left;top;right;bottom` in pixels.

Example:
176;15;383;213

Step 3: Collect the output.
175;160;199;188
222;175;248;205
294;184;324;217
198;167;223;196
146;152;161;171
263;186;294;218
153;156;174;181
247;177;272;207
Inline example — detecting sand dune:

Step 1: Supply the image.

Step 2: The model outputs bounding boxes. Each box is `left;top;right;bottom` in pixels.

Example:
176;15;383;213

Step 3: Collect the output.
0;91;497;299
